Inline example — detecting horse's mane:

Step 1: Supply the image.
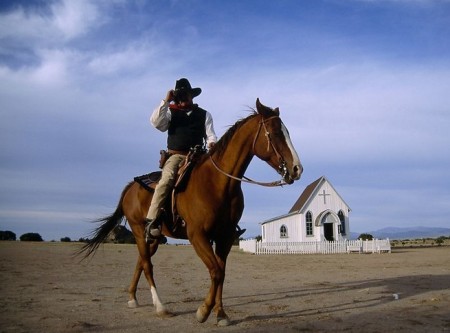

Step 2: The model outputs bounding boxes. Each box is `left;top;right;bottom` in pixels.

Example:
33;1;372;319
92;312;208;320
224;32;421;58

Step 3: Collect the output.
208;111;257;158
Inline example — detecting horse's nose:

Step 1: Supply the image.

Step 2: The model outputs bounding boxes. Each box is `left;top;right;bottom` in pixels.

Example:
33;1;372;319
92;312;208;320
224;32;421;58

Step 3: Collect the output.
293;164;303;180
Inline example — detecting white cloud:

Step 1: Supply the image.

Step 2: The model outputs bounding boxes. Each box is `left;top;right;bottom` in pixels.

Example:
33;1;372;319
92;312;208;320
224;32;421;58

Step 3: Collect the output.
51;0;101;40
0;0;102;44
0;48;82;91
0;7;47;41
87;44;154;76
30;48;73;86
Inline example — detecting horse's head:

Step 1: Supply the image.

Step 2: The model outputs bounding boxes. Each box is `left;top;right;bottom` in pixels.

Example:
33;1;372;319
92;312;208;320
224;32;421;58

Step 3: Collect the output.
252;98;303;184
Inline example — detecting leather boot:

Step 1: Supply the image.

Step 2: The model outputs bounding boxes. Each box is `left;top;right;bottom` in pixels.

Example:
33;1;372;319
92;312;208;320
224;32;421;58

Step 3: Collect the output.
145;218;161;242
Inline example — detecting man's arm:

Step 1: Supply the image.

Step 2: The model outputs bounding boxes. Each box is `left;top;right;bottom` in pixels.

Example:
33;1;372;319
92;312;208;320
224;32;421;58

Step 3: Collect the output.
150;100;171;131
205;111;217;148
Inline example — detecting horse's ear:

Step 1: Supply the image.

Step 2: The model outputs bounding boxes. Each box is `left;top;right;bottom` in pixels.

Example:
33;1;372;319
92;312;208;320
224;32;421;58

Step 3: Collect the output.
256;98;279;116
256;98;270;116
256;98;263;112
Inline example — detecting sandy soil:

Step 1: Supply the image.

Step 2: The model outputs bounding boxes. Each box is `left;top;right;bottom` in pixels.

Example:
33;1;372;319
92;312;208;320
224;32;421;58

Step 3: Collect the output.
0;242;449;333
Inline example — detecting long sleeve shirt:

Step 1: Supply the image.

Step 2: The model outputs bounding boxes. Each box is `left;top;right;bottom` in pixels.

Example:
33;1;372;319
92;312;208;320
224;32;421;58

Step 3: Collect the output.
150;100;217;147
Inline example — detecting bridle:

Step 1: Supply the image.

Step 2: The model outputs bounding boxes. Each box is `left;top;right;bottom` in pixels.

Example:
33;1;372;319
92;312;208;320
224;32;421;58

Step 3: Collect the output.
253;115;290;180
209;114;291;187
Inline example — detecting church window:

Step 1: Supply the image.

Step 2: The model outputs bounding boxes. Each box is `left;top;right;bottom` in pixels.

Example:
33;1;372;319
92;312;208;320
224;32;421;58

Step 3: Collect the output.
306;211;313;236
280;225;288;238
338;210;346;235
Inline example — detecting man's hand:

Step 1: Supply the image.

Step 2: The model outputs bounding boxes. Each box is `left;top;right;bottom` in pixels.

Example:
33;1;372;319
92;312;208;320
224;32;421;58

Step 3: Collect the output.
165;90;175;103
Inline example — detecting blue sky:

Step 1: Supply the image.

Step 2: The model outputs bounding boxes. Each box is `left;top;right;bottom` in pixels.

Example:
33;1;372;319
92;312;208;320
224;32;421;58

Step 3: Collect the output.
1;0;449;241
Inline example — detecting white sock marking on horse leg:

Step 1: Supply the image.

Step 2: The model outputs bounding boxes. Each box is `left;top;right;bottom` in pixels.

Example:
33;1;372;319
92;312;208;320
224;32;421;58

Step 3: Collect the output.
150;286;166;313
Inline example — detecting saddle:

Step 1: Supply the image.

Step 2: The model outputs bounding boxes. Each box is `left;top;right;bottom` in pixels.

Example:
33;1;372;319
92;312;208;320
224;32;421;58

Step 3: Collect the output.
134;146;206;232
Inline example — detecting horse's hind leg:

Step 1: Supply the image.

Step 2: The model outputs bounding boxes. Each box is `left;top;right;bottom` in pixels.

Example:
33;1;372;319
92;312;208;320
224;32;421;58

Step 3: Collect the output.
124;184;172;316
127;255;143;308
135;235;173;316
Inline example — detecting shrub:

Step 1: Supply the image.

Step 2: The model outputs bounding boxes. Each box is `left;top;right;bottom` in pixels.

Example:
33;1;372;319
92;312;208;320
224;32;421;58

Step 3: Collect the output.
20;233;43;242
0;230;16;241
436;237;445;246
60;237;71;242
358;233;373;241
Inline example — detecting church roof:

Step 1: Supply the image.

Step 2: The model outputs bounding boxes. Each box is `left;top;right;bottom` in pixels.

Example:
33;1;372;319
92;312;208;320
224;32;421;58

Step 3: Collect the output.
288;175;351;213
288;176;324;213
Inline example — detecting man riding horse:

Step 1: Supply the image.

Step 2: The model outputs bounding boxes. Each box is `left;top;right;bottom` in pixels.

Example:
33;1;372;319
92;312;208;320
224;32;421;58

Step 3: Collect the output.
79;93;303;325
145;78;245;240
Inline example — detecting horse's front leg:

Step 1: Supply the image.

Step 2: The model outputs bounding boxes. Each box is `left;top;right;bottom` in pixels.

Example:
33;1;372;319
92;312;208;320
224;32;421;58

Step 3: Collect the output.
212;239;234;326
213;279;230;326
191;233;230;326
190;235;226;324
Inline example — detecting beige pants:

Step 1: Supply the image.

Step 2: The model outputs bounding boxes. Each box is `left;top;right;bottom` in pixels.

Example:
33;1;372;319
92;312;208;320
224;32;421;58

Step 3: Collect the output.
146;154;186;220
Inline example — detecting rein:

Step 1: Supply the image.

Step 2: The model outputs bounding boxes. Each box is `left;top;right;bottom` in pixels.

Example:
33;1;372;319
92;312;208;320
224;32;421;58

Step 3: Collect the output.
209;156;286;187
209;115;288;187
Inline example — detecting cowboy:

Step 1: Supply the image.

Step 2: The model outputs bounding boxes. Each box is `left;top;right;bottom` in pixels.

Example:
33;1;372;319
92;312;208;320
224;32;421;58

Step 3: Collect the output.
145;78;217;239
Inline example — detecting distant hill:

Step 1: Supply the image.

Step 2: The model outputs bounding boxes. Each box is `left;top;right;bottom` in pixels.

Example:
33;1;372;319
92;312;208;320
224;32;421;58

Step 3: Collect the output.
351;226;450;240
107;225;135;243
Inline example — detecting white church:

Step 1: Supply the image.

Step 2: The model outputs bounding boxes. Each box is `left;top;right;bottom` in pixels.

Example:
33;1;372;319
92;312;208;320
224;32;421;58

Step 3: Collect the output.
260;176;351;243
240;176;391;254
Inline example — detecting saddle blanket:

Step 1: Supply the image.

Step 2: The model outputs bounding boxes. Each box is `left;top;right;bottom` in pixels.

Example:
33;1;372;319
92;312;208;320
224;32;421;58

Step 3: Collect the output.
134;172;162;192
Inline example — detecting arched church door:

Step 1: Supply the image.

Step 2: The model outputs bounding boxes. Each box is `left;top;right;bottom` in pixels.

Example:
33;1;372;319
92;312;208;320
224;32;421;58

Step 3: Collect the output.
324;223;334;241
320;212;338;241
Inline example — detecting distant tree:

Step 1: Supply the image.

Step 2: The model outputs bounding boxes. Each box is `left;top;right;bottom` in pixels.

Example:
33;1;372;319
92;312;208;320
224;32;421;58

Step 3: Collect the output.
255;235;262;242
0;230;16;241
358;233;373;241
20;233;43;242
436;237;445;246
60;237;71;242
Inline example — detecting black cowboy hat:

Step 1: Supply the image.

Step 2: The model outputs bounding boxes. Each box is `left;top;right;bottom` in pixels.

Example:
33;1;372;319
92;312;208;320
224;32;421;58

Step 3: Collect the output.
175;78;201;98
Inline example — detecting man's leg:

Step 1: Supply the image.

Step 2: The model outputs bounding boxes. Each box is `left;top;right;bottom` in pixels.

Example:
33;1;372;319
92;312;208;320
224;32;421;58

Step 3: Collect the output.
145;154;185;239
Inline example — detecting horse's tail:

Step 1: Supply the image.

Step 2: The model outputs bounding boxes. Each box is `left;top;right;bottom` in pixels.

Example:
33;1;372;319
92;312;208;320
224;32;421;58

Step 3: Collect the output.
76;181;134;260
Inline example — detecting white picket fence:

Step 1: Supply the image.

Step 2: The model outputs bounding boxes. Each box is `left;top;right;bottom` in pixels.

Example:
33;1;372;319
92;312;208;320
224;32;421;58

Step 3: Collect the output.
239;239;391;255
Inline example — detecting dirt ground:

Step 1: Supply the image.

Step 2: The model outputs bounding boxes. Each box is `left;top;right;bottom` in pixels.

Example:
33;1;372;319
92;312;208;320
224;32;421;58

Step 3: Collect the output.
0;242;449;333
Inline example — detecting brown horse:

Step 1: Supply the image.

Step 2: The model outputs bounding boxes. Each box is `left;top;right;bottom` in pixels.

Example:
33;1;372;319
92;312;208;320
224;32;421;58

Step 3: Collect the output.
79;99;303;326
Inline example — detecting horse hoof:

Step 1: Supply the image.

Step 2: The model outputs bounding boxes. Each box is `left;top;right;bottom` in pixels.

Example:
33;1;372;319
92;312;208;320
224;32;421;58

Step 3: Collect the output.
217;316;231;327
157;310;175;318
127;300;139;308
196;305;210;323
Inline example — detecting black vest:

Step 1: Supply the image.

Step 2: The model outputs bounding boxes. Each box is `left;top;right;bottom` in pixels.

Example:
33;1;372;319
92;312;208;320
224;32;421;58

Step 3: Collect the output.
167;105;207;151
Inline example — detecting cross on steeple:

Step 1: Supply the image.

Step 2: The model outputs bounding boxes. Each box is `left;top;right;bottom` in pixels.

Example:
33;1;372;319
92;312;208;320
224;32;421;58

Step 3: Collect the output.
318;189;330;204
